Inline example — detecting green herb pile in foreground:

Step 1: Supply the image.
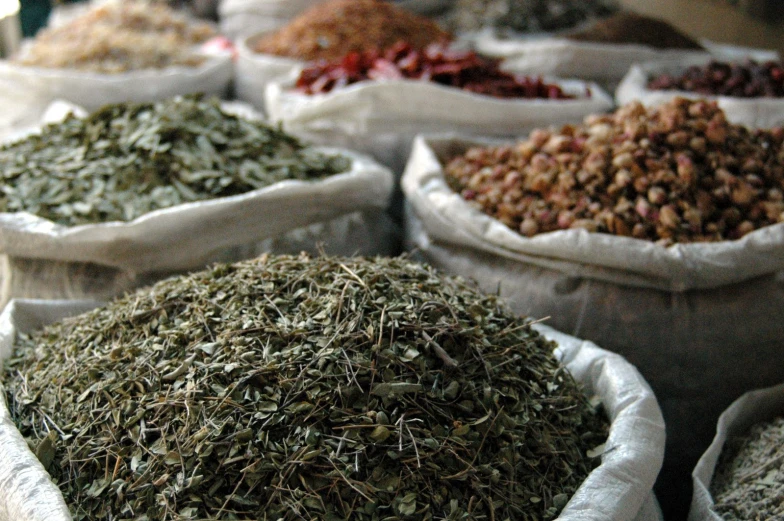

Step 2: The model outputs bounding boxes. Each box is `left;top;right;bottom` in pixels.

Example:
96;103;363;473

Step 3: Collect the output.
0;97;351;226
711;416;784;520
6;255;607;521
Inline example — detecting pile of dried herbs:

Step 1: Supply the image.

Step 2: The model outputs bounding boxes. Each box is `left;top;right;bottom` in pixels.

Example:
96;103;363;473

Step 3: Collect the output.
711;416;784;520
5;254;607;521
0;96;351;226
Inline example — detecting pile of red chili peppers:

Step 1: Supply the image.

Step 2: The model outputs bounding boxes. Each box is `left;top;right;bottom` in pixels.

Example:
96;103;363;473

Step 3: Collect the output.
295;42;583;99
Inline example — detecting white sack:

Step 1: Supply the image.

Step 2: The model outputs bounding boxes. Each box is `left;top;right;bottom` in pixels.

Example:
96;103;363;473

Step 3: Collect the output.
688;382;784;521
617;60;784;129
0;299;665;521
0;104;396;305
402;134;784;513
219;0;451;40
265;75;613;174
234;34;302;112
0;49;232;139
473;30;710;90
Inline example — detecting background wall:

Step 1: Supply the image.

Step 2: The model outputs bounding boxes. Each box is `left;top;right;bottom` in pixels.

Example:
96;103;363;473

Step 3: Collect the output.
620;0;784;56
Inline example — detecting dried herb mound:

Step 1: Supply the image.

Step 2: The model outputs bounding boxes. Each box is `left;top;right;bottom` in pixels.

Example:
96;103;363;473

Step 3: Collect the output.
0;96;351;226
296;41;578;99
711;417;784;520
16;2;215;72
445;97;784;245
252;0;452;62
5;255;607;521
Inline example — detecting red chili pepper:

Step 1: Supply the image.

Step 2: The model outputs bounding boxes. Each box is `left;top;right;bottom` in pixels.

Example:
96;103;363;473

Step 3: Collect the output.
294;42;582;100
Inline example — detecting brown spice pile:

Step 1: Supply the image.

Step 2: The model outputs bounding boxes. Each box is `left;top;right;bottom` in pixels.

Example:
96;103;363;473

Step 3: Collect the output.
567;12;703;50
252;0;452;62
17;3;215;73
445;98;784;245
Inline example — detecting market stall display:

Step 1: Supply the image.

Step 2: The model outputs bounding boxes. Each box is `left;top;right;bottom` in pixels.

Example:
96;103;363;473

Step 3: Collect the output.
0;96;394;304
0;2;232;139
618;59;784;128
0;255;664;521
690;383;784;521
234;0;450;110
402;97;784;521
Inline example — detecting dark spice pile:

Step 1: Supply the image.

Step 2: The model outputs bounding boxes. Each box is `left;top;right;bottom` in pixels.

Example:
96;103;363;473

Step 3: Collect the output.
5;254;607;521
446;0;619;34
0;96;351;226
445;97;784;245
711;417;784;520
649;60;784;98
252;0;451;62
566;12;703;50
296;41;579;99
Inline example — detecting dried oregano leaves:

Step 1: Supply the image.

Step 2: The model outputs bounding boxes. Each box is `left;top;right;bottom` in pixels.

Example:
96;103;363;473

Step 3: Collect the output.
0;96;351;226
5;255;607;521
711;416;784;520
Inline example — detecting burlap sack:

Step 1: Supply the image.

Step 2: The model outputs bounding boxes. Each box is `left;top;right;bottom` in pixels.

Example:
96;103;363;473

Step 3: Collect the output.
402;134;784;518
0;299;665;521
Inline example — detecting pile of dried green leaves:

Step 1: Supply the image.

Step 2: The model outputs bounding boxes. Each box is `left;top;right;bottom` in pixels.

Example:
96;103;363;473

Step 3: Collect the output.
0;96;351;226
711;416;784;520
5;255;607;520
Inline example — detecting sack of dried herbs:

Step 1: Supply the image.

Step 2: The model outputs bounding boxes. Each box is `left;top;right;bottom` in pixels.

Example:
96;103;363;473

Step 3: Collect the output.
233;0;452;111
0;254;664;521
689;383;784;521
402;98;784;517
0;97;395;307
0;2;233;133
617;58;784;129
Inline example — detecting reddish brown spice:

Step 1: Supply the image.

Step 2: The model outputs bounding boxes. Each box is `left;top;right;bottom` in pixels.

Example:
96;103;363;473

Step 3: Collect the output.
252;0;451;62
445;98;784;245
295;42;580;99
649;60;784;98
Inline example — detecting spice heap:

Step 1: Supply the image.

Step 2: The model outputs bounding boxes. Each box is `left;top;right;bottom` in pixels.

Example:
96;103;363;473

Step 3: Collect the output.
711;417;784;520
649;60;784;98
566;12;703;50
445;97;784;245
0;96;351;226
252;0;451;62
296;41;579;98
15;2;215;73
5;254;607;521
446;0;619;34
